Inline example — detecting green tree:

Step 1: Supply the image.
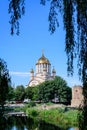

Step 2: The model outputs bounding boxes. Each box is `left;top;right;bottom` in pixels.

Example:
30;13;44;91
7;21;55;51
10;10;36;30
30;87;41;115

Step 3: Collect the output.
0;58;11;113
38;80;53;102
25;86;33;100
38;76;71;104
7;86;15;101
15;85;25;101
54;76;71;104
32;87;39;100
25;86;39;100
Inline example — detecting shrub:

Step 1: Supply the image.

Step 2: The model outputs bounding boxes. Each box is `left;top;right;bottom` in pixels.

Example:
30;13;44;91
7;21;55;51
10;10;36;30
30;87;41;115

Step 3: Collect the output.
26;108;39;118
26;102;36;108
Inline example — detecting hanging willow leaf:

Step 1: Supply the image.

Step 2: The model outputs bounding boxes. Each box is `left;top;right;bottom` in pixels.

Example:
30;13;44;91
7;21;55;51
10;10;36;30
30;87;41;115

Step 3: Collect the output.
8;0;25;35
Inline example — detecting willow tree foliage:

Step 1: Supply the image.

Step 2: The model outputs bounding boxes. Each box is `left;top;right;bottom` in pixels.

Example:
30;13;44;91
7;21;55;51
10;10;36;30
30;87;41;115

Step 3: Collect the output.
8;0;87;129
0;59;11;113
8;0;25;35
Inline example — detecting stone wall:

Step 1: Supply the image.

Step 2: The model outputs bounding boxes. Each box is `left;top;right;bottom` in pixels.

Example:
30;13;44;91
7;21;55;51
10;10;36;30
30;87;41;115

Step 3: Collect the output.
71;85;84;107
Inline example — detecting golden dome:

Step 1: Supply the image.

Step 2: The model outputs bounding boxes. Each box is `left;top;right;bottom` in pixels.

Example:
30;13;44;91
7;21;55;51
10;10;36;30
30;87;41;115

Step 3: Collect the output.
36;54;50;65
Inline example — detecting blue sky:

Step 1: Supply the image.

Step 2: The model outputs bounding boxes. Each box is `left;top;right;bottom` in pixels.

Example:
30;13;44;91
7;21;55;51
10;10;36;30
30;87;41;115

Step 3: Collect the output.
0;0;82;87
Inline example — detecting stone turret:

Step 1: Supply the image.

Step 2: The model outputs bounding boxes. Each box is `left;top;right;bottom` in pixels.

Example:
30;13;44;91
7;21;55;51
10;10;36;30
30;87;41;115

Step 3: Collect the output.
71;85;84;107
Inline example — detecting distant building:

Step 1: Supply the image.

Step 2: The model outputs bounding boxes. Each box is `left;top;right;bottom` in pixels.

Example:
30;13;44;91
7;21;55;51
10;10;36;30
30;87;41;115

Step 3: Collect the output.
27;52;84;107
71;85;84;107
28;52;56;87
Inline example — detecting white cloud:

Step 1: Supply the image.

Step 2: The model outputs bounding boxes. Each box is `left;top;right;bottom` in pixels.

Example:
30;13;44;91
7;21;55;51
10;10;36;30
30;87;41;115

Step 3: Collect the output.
9;71;30;77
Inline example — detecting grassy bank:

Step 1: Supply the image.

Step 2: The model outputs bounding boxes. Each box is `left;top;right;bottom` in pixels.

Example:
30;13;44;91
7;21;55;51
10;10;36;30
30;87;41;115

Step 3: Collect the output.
26;106;79;129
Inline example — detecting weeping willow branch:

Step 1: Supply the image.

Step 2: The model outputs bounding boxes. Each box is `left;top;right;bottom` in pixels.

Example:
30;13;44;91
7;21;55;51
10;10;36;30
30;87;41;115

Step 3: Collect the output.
63;0;75;75
8;0;25;35
40;0;87;82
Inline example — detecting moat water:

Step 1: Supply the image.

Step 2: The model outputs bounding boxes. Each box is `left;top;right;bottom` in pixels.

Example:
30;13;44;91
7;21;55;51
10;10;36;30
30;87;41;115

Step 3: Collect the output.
0;116;78;130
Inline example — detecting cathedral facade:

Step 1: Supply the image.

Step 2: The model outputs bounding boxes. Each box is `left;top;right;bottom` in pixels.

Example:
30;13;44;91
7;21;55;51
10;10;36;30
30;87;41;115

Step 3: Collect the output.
28;53;56;87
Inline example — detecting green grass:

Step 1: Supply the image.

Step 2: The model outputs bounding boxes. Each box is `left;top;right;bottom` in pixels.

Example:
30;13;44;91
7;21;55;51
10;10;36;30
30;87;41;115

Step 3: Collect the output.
26;107;79;129
13;103;79;129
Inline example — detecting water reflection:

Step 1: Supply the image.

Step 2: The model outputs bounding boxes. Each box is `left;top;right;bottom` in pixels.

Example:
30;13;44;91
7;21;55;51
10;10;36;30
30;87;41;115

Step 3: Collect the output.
0;116;78;130
69;128;79;130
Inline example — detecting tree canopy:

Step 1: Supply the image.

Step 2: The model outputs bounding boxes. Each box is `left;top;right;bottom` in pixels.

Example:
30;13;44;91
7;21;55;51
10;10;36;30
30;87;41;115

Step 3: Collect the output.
14;85;25;101
7;86;15;101
37;76;71;104
0;58;11;113
24;76;71;104
25;86;39;101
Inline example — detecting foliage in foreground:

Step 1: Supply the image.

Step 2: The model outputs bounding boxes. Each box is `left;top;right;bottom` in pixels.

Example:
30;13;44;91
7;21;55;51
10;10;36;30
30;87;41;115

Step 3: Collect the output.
26;107;79;129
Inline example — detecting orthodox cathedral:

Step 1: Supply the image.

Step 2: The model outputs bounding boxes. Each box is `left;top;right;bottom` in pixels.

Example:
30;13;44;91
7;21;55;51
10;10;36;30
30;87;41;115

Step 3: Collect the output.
28;52;56;87
27;52;84;108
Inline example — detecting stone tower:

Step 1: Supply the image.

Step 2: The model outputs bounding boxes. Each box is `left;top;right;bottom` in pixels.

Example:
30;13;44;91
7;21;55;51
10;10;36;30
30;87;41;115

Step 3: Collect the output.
71;85;84;107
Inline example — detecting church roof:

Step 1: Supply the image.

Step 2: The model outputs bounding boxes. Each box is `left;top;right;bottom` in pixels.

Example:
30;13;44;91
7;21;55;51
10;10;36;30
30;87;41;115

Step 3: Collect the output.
36;53;51;65
30;68;34;73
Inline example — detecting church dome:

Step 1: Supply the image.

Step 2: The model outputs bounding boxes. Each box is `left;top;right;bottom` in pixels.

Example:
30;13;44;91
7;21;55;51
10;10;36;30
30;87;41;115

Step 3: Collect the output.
36;54;51;65
30;68;34;73
52;67;56;73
